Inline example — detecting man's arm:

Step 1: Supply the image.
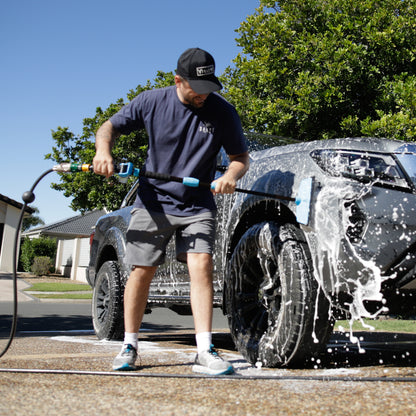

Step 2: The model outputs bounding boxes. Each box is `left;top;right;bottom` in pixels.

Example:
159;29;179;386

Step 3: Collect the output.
212;151;250;194
93;120;121;178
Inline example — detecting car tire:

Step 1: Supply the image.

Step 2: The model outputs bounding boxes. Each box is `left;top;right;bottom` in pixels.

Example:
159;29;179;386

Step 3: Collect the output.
225;221;333;367
92;260;124;340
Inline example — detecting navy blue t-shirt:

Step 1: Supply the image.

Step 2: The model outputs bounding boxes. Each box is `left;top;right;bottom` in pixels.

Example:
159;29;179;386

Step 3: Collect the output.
110;86;247;216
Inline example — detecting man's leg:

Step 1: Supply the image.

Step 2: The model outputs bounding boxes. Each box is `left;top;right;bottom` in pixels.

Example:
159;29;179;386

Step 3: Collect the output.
124;265;158;333
113;265;157;371
187;252;234;375
187;252;213;336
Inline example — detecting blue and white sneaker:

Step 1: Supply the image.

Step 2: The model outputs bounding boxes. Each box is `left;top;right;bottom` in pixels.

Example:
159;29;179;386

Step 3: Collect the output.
112;344;138;371
192;345;234;375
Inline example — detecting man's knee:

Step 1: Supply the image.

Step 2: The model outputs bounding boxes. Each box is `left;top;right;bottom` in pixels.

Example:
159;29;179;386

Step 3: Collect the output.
129;265;158;284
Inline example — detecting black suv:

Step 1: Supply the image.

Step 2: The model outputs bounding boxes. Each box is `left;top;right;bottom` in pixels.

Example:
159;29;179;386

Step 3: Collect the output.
87;137;416;368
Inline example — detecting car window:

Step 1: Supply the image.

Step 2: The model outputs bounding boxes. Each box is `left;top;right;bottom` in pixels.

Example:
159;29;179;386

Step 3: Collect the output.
396;153;416;188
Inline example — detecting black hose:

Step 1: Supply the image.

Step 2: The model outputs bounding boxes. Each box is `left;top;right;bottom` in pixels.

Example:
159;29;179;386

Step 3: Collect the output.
0;367;415;383
0;169;54;359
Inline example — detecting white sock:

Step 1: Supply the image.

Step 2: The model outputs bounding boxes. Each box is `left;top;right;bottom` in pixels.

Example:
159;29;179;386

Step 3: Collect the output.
123;332;138;350
196;332;212;354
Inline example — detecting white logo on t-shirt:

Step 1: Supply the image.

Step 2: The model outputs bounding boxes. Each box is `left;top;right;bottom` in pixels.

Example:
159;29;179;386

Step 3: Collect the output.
199;122;214;134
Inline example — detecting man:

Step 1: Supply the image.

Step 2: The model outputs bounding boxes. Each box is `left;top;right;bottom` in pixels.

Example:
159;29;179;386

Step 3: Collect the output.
93;48;249;375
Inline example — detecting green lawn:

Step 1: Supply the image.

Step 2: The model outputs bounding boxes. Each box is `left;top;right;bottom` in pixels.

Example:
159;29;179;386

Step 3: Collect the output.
335;318;416;334
24;282;92;300
25;282;92;292
33;293;93;299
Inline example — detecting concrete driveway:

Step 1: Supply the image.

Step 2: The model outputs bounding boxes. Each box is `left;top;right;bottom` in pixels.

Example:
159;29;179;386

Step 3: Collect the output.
1;272;416;415
0;272;34;302
2;329;416;415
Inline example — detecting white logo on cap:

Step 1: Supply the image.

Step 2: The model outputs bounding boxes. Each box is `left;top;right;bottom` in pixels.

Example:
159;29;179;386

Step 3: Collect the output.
196;65;214;77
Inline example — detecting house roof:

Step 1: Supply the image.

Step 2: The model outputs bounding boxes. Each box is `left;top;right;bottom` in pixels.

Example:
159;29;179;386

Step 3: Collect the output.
23;209;107;238
0;193;35;214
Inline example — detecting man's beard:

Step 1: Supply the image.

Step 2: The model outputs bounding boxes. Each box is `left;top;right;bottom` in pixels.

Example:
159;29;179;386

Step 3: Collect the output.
184;95;206;109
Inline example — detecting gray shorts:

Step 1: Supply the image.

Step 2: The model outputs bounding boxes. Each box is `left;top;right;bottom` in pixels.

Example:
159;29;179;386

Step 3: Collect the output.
125;208;216;266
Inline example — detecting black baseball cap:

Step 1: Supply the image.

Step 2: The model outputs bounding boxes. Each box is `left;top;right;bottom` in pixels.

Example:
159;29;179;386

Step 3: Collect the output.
176;48;222;94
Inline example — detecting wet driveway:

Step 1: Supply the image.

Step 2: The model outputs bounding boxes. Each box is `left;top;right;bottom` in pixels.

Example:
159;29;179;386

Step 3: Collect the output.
1;322;416;415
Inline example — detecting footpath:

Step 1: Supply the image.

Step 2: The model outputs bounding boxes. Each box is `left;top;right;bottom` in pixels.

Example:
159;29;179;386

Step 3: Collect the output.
0;272;34;302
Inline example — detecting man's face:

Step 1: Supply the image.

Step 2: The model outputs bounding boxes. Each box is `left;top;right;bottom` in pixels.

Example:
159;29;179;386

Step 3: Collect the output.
175;76;209;109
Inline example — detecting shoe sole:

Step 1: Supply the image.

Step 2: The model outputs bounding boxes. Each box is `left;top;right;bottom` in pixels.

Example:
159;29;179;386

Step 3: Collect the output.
192;364;234;376
112;362;137;371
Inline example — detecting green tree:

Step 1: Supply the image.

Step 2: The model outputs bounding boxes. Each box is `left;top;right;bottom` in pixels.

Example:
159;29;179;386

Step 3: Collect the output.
45;71;175;212
22;206;45;231
222;0;416;141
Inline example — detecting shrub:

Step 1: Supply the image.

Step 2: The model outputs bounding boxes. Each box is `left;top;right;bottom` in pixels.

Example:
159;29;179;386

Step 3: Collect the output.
20;237;57;272
31;256;54;276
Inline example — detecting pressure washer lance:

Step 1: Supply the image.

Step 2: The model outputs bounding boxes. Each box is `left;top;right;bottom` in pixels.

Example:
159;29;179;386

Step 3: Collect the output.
0;161;311;360
53;161;313;224
52;162;297;202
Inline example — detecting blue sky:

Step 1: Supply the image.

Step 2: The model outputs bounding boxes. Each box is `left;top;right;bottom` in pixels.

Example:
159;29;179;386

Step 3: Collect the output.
0;0;259;225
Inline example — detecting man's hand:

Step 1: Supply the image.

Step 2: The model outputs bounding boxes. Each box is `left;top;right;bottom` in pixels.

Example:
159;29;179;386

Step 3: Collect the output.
211;152;249;195
211;175;237;194
93;120;120;178
93;151;115;178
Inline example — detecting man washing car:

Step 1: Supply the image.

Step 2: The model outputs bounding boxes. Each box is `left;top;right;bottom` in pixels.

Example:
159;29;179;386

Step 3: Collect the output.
93;47;249;375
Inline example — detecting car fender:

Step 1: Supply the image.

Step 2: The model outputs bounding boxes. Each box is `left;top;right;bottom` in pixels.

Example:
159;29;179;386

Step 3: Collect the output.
88;208;132;286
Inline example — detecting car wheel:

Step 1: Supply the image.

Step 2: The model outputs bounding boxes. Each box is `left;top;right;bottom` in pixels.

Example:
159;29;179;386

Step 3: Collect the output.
92;260;124;340
225;221;333;367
